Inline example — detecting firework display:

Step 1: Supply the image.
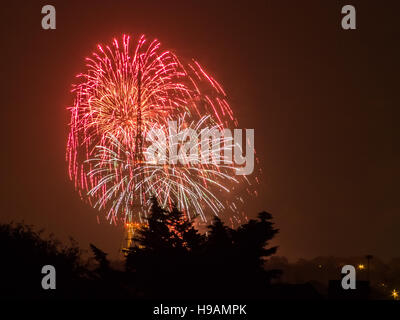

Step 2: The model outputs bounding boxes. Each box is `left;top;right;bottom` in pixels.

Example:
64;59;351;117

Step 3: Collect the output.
67;34;254;225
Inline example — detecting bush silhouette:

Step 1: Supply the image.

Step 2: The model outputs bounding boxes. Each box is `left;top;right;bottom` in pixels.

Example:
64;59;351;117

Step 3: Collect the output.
0;222;87;298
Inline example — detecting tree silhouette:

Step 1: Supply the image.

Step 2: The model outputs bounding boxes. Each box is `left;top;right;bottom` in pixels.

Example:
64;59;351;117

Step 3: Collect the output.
125;198;280;299
0;200;281;299
88;243;130;298
125;198;201;298
90;244;110;272
200;212;280;298
167;206;205;252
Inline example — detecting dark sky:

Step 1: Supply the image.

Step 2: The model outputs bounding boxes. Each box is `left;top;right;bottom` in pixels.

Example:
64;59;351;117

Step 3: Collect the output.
1;0;399;260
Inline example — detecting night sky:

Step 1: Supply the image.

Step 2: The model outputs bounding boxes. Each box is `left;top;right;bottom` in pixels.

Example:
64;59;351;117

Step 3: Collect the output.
1;0;399;260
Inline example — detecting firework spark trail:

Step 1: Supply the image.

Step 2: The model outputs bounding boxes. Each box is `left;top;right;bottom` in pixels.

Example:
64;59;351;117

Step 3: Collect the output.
85;115;243;221
67;34;256;225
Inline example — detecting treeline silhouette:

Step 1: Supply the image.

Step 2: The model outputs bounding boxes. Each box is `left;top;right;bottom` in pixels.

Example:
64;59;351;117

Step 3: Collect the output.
0;198;281;299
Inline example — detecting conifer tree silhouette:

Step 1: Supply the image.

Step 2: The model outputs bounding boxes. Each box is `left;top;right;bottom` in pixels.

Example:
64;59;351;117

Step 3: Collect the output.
125;199;280;299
